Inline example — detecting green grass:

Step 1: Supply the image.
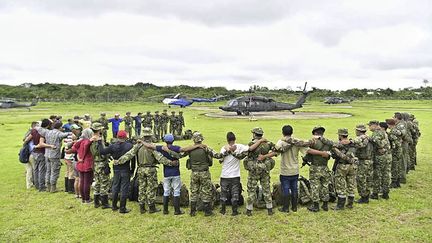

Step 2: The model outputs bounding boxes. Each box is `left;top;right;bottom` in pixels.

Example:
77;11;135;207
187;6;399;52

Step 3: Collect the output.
0;100;431;242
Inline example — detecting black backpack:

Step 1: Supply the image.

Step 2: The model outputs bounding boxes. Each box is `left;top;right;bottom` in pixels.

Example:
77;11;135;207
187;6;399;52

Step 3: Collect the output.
19;143;31;164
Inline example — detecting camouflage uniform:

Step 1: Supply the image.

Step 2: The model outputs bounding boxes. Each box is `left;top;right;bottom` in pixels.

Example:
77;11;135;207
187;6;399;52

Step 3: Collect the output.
352;125;373;202
96;113;109;142
176;112;185;136
332;128;357;210
123;113;134;138
142;112;153;129
388;123;403;187
187;132;226;216
370;121;392;198
409;114;421;167
115;128;177;213
404;114;417;170
169;111;176;135
160;110;169;138
394;115;409;183
153;111;161;140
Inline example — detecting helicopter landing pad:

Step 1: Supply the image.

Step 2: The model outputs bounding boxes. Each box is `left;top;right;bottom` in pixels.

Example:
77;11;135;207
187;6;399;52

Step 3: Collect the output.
205;111;351;120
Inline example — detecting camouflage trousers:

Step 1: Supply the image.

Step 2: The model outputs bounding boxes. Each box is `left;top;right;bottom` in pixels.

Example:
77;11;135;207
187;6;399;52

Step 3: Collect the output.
169;125;176;135
93;162;110;196
309;165;330;203
125;126;132;138
356;160;373;197
160;123;168;137
335;163;357;198
408;144;416;169
246;171;272;210
176;126;183;136
190;171;213;203
102;130;107;143
153;125;161;139
401;142;409;176
138;167;158;205
391;146;403;181
373;154;392;194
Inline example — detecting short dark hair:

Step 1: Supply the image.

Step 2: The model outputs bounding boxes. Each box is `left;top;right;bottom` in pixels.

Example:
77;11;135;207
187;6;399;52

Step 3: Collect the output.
41;119;51;128
379;122;388;130
31;121;38;127
394;112;403;120
282;125;293;136
49;115;57;120
340;135;348;139
53;122;63;129
226;132;236;142
313;129;325;136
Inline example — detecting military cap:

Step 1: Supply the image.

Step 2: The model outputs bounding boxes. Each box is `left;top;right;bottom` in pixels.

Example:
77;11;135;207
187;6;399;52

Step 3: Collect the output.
142;127;153;137
126;111;131;115
71;124;81;130
355;124;367;132
337;128;349;136
368;120;379;125
171;111;175;114
251;127;264;135
100;112;106;116
385;118;396;126
192;132;204;143
91;122;104;131
312;125;325;133
146;111;151;114
155;111;159;113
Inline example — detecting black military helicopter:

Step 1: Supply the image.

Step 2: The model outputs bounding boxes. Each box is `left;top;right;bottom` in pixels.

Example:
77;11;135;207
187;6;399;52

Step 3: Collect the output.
219;82;310;115
0;98;37;109
324;97;353;104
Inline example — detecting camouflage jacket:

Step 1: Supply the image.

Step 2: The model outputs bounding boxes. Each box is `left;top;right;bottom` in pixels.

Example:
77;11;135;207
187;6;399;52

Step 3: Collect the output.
123;116;133;128
142;115;153;127
332;140;357;165
96;117;109;129
388;127;402;150
169;115;176;126
370;130;391;155
153;115;161;126
160;113;169;124
116;143;177;167
352;135;373;160
91;141;108;164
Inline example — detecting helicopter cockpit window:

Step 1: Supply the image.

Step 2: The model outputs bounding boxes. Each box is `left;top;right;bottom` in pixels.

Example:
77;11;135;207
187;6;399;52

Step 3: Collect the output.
228;100;238;106
240;101;247;107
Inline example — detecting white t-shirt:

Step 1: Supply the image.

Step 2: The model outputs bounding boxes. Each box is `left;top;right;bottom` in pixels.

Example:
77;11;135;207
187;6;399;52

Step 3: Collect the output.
220;144;249;178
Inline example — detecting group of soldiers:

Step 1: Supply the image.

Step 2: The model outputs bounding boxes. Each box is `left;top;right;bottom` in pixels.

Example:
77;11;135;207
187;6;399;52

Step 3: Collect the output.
22;110;420;217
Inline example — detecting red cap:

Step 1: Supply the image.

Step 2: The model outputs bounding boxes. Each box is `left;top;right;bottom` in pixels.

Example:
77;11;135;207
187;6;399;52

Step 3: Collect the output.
117;130;127;139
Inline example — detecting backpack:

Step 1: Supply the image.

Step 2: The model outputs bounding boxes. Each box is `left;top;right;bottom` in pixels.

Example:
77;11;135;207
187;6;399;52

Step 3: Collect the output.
155;182;165;204
272;182;283;206
128;174;139;201
253;185;267;209
19;143;31;164
217;182;245;206
298;176;312;205
169;183;189;207
197;183;220;211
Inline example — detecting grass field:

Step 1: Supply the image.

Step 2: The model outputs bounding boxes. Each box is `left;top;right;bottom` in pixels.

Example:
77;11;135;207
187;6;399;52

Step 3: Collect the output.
0;100;431;242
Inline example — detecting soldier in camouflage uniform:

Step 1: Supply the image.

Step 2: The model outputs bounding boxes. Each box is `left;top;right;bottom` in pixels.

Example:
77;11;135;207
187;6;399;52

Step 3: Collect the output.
369;120;392;200
352;124;374;203
176;111;185;136
142;111;153;129
169;111;177;135
386;119;403;188
90;123;111;209
403;113;417;171
306;126;333;212
153;111;161;140
409;114;421;167
332;128;358;210
186;132;227;216
123;112;134;139
393;112;409;184
160;109;169;138
242;127;277;216
114;127;178;214
96;113;109;142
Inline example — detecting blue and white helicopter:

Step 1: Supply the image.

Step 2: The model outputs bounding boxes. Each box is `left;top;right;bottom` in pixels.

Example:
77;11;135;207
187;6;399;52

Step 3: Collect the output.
162;93;226;108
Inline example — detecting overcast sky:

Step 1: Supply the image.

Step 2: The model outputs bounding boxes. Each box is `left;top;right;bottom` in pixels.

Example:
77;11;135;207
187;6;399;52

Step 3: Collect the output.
0;0;431;90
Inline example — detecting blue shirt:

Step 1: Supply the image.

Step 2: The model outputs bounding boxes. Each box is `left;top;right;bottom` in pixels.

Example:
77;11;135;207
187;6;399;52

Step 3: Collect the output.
133;116;142;128
62;123;72;133
157;145;181;177
108;118;123;132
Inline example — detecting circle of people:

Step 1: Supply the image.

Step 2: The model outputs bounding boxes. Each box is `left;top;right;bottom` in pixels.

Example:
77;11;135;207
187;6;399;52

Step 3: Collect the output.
21;111;420;216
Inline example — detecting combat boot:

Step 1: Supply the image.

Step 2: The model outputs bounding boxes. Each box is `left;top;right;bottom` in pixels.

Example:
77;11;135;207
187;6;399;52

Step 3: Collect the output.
173;196;184;215
190;201;197;217
101;195;112;209
149;203;161;214
321;201;329;211
334;197;346;211
267;208;274;216
307;202;320;212
390;180;398;188
245;209;252;216
119;197;131;214
400;178;407;184
346;196;354;209
112;194;119;211
370;193;379;200
220;201;226;215
163;196;169;215
204;202;214;217
291;193;298;212
396;179;401;188
94;194;101;208
231;201;239;216
64;177;69;192
68;179;75;194
278;195;290;213
50;184;57;193
382;192;389;200
356;196;369;204
46;184;51;192
139;203;146;214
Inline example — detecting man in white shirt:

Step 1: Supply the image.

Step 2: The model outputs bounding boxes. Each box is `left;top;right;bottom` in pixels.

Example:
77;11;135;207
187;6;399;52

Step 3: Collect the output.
219;132;249;216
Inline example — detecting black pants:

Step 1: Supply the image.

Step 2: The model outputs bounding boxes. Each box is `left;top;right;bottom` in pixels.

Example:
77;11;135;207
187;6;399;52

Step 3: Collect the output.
112;170;131;200
220;177;241;203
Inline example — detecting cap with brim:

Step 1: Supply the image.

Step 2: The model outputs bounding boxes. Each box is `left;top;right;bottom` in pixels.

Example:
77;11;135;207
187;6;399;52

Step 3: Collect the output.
312;126;325;133
192;132;204;142
71;124;81;130
337;128;349;136
142;128;153;137
355;124;367;131
251;127;264;135
163;134;175;143
368;120;379;125
91;122;104;131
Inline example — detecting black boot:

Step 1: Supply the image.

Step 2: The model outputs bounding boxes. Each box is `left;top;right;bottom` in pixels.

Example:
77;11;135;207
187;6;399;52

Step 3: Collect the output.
231;200;239;216
101;195;111;209
370;193;379;200
245;209;252;216
119;197;131;214
139;203;146;214
396;179;401;188
334;197;346;211
190;201;197;217
173;196;184;215
220;201;226;215
112;193;119;211
400;178;407;184
68;179;75;194
390;180;399;188
278;195;290;213
163;196;169;215
64;177;69;192
149;203;161;214
291;193;298;212
94;194;101;208
356;196;369;204
307;202;320;212
382;192;390;200
267;208;274;216
346;196;354;209
204;202;214;216
321;201;328;211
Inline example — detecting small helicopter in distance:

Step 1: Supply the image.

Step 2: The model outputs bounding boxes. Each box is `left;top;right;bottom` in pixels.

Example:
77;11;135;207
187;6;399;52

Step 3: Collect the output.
219;82;310;115
162;94;227;108
0;98;38;109
324;97;353;104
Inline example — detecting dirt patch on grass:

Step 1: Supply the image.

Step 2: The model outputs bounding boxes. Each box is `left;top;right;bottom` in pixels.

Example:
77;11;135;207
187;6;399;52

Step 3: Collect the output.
205;111;352;120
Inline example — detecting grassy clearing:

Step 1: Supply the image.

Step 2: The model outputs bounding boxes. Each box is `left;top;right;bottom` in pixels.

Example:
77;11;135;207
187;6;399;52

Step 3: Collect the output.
0;100;431;242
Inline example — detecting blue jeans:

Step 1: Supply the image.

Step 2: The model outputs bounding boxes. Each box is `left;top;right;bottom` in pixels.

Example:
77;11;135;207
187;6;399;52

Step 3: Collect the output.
280;174;299;196
163;176;181;197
